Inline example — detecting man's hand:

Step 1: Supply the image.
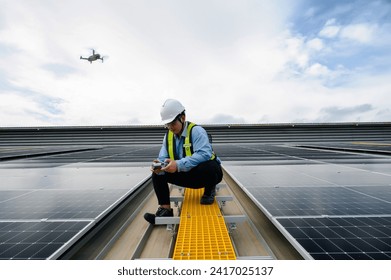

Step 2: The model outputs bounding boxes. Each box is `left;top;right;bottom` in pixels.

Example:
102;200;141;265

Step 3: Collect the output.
161;159;177;173
151;159;164;174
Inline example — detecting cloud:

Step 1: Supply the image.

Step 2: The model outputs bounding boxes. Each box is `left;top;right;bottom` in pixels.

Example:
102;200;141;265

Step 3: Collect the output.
339;23;377;43
0;91;64;126
0;0;390;126
319;20;378;44
306;38;324;51
42;63;78;78
319;19;341;38
278;0;391;91
206;114;246;124
317;104;374;122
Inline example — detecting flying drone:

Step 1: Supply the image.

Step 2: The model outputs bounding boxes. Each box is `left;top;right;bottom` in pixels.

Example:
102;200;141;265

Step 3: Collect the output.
80;49;106;63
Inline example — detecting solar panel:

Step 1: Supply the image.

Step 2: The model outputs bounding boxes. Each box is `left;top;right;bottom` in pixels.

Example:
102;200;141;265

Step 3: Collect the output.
244;186;391;217
0;146;153;259
277;217;391;260
0;221;91;260
0;189;136;220
224;143;391;260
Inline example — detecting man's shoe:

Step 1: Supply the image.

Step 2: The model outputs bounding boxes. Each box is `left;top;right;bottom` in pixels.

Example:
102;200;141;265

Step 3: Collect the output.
144;207;173;225
200;186;216;205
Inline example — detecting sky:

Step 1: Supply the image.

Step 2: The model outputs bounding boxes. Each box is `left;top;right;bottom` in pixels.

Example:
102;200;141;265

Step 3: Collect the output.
0;0;390;127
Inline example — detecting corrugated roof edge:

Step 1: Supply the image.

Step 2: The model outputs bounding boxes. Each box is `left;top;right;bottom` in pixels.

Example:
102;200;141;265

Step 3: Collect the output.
1;121;391;130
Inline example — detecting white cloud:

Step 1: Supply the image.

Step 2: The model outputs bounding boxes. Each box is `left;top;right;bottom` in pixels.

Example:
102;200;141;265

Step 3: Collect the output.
318;19;379;45
305;63;330;77
0;91;62;126
0;0;390;126
319;19;341;38
306;38;324;51
339;23;377;44
319;25;341;38
283;35;310;69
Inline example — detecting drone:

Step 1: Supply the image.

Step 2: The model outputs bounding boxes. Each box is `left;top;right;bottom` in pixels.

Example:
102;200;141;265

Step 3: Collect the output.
80;49;105;63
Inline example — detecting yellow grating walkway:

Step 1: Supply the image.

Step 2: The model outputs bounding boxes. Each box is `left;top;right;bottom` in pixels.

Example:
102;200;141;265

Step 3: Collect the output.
173;188;236;260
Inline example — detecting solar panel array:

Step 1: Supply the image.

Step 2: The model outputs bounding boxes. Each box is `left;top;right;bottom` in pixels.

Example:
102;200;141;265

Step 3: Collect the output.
1;134;391;260
0;145;159;259
223;143;391;260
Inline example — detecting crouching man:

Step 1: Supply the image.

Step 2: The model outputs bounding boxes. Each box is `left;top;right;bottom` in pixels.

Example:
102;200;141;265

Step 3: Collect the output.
144;99;223;224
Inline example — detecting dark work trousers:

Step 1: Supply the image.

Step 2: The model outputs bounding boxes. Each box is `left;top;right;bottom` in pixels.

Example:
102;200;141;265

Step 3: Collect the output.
152;159;223;206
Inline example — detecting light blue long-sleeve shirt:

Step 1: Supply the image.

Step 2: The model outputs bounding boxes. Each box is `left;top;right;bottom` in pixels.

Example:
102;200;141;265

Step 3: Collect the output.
157;122;220;172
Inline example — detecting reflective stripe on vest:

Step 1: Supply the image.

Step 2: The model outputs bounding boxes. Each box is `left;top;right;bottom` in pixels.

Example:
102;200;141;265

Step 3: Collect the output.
183;122;196;157
166;122;216;160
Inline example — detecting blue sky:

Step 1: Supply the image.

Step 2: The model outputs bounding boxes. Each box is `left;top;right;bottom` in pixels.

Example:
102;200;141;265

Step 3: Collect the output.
0;0;390;126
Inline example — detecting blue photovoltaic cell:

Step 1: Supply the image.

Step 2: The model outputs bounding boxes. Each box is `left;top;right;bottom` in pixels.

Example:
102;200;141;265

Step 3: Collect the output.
0;189;131;220
0;221;91;260
245;186;391;217
277;217;391;260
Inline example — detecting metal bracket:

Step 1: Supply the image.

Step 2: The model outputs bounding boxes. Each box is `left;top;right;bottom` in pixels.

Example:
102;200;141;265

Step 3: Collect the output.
171;185;185;195
155;215;246;234
223;215;247;233
216;183;227;193
216;195;233;208
155;217;180;235
170;196;184;208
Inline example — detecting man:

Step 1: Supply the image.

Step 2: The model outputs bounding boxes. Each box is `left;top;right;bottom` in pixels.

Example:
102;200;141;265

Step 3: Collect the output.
144;99;223;225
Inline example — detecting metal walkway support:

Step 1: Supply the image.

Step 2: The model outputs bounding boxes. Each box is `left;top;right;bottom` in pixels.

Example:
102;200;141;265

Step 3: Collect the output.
172;188;236;260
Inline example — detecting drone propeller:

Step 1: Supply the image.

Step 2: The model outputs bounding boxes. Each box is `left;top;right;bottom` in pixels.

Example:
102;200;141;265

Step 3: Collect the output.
101;55;109;62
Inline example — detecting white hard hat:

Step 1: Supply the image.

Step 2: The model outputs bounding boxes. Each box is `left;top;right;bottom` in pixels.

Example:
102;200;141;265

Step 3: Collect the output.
160;99;185;124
